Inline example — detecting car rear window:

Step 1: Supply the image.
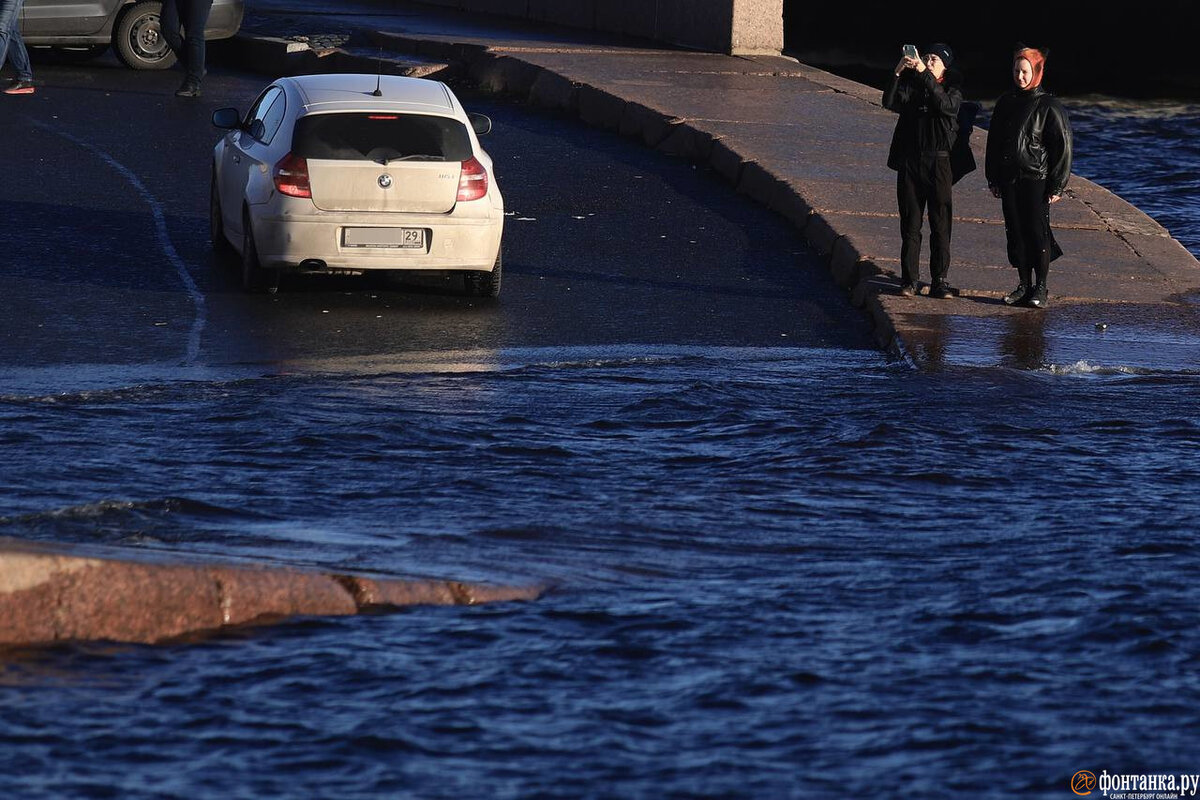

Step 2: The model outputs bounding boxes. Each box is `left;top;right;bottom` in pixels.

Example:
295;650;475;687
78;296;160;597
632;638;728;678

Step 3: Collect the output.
292;113;472;162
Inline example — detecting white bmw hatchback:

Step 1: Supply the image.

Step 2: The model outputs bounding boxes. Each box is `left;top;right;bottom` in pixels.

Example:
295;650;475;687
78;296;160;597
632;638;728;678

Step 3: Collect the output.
210;73;504;296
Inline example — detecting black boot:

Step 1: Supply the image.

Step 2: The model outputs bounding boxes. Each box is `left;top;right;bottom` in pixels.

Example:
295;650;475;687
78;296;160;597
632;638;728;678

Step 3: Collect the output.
929;280;957;299
175;77;202;98
1004;283;1030;305
1005;266;1033;306
1027;283;1048;308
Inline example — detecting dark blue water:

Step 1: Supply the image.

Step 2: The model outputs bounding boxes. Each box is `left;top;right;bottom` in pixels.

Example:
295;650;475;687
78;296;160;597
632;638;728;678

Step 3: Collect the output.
3;99;1200;799
1066;97;1200;259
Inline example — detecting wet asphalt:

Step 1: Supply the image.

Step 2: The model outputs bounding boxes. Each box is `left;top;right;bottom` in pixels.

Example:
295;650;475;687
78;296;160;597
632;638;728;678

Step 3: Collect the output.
0;53;874;384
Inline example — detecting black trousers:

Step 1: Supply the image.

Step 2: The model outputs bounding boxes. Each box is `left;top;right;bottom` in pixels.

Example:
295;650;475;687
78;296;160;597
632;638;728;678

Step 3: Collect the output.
161;0;213;82
999;178;1053;286
896;155;953;286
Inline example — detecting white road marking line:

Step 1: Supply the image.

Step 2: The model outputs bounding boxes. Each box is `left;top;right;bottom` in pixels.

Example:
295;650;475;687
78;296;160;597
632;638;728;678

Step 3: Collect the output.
28;118;208;366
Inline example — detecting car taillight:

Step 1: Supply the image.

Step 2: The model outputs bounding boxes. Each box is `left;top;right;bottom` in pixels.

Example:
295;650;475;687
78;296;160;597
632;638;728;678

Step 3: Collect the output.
457;156;488;202
273;152;311;198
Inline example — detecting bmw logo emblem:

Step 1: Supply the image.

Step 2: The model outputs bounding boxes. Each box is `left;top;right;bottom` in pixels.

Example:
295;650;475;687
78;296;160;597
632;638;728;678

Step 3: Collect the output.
378;174;393;189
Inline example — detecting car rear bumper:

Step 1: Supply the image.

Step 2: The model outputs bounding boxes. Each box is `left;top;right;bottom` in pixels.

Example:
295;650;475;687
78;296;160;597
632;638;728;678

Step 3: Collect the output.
252;207;504;273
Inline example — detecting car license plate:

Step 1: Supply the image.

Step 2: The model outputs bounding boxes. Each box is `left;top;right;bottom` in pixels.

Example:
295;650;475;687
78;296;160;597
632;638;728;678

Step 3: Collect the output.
343;227;426;249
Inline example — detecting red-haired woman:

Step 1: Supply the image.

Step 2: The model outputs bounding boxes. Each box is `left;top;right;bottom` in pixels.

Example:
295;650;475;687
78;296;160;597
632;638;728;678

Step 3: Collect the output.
985;45;1073;308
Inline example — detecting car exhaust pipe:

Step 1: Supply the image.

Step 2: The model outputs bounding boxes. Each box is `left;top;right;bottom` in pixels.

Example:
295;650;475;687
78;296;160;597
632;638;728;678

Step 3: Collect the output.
298;259;327;272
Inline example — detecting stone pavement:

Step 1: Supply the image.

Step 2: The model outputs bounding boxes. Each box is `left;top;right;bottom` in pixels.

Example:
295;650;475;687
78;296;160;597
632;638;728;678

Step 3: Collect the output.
220;0;1200;371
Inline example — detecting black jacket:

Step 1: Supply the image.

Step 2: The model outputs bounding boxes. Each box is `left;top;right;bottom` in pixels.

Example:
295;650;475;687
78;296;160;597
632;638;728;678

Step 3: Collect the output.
883;68;962;171
984;86;1073;196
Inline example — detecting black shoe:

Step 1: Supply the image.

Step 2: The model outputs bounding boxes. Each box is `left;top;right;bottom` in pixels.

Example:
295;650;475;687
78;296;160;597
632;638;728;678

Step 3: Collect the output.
1027;284;1048;308
1004;283;1030;306
899;282;919;297
929;281;956;299
175;79;201;98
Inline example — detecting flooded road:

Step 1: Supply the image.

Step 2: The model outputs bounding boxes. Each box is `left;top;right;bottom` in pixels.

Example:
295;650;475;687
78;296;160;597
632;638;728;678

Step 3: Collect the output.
0;59;867;378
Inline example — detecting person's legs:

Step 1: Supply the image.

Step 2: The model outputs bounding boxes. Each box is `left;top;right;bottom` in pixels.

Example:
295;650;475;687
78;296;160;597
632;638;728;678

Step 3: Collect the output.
182;0;213;83
1016;179;1050;285
897;164;927;290
927;154;954;294
159;0;184;69
0;0;20;71
0;0;34;92
1013;179;1051;307
6;16;31;82
1000;182;1032;305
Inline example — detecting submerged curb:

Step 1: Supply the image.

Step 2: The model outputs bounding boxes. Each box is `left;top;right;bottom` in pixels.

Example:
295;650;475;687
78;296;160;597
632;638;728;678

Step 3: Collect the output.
0;538;541;647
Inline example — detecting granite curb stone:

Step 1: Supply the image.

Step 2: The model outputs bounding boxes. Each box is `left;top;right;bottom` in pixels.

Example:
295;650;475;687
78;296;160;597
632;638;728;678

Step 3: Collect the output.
0;539;542;647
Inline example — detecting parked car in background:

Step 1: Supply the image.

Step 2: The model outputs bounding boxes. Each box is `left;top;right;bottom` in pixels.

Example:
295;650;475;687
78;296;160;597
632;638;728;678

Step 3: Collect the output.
21;0;244;70
210;74;505;296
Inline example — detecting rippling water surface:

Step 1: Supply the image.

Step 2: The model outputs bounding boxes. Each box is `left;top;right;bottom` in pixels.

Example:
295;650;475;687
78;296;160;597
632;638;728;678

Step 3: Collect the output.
1068;97;1200;258
4;348;1200;797
3;101;1200;799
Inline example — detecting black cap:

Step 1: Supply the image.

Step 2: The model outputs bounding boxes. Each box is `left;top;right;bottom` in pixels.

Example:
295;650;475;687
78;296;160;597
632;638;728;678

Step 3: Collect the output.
925;42;954;68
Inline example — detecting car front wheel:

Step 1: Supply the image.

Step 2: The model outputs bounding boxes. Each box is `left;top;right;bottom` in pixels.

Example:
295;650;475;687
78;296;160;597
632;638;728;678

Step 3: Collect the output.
113;1;177;70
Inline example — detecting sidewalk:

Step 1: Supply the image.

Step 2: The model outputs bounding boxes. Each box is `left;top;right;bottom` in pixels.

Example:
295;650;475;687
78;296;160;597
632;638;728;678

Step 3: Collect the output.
220;0;1200;372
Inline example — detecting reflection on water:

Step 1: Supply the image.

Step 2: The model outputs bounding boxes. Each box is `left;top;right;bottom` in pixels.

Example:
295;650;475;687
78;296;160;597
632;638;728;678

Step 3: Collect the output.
925;303;1200;373
1001;310;1047;370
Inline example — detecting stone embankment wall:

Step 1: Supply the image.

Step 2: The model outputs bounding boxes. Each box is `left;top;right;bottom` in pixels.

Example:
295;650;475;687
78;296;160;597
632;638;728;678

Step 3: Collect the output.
415;0;783;55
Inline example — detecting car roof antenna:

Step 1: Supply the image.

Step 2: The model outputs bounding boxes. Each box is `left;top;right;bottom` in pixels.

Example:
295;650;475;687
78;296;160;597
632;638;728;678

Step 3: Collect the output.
371;46;384;96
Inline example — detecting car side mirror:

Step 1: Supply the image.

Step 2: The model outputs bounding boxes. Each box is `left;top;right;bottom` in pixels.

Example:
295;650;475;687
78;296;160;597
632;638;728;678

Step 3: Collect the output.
469;113;492;136
212;107;241;130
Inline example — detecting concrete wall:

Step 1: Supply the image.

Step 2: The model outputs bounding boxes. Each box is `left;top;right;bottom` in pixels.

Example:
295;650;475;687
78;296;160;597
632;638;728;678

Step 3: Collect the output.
417;0;783;55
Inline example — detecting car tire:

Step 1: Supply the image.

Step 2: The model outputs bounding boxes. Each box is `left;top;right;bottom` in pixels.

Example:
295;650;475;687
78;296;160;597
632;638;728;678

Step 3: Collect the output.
210;170;234;259
241;211;274;293
464;249;502;298
113;1;178;70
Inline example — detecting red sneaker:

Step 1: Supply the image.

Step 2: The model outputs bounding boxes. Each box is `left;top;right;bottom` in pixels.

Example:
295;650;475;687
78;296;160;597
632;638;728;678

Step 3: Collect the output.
4;81;35;95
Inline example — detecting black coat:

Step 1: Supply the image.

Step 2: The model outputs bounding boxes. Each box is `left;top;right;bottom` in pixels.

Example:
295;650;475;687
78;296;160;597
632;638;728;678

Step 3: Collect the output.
984;86;1073;197
883;68;963;171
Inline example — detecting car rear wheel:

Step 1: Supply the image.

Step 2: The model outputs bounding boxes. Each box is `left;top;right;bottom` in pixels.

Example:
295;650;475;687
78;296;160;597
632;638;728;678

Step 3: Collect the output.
464;249;502;298
241;211;275;293
113;1;178;70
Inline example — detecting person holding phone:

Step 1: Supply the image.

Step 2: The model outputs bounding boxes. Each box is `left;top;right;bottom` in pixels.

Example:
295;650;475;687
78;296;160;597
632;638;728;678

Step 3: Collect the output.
883;42;963;298
985;45;1073;308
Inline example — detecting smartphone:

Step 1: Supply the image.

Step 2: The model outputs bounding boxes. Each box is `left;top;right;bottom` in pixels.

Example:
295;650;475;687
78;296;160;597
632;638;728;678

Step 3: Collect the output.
902;44;919;59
